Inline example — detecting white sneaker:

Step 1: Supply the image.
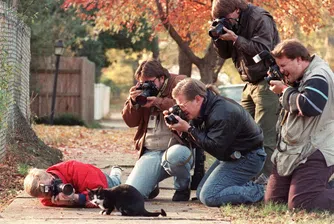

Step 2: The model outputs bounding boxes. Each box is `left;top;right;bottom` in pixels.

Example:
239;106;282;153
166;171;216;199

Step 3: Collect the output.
110;166;123;180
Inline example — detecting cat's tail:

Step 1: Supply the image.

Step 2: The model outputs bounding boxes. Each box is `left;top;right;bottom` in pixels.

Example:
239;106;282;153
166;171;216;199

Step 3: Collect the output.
144;209;167;217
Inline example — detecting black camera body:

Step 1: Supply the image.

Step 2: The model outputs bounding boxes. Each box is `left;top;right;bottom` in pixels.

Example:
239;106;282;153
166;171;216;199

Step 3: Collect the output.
135;81;159;105
165;105;186;125
208;18;232;41
253;50;284;84
40;179;74;196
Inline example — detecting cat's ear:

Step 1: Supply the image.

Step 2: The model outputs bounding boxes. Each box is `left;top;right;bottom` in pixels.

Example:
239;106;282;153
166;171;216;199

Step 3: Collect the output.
97;186;103;191
86;188;92;192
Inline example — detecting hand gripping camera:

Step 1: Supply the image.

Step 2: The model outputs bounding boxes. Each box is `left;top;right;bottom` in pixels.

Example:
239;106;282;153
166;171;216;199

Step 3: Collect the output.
135;81;159;106
39;179;74;196
252;50;284;84
165;105;187;125
208;18;232;41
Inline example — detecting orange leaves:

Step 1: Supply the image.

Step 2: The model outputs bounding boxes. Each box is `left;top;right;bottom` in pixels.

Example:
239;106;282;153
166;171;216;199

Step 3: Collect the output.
62;0;333;50
253;0;333;38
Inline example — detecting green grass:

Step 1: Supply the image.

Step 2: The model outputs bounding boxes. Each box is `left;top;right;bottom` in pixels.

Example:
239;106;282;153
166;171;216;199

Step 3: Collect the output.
219;202;334;224
17;163;30;176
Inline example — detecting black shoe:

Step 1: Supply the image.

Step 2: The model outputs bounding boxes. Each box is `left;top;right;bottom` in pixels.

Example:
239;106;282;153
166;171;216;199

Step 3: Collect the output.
172;189;190;201
148;186;160;199
328;179;334;189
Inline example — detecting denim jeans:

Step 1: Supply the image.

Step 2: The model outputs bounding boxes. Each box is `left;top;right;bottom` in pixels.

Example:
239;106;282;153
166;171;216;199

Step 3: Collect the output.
104;173;121;188
126;144;193;199
196;147;266;207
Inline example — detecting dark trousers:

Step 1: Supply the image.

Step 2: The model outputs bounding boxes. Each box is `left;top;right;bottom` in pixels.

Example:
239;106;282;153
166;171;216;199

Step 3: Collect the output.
265;150;334;211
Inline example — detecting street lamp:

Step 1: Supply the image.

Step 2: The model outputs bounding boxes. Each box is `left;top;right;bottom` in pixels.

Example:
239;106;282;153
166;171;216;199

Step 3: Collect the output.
50;39;64;125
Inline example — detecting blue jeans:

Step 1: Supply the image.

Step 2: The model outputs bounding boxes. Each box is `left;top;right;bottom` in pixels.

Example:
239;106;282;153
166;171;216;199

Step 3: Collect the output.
104;173;121;188
196;147;266;207
126;144;193;199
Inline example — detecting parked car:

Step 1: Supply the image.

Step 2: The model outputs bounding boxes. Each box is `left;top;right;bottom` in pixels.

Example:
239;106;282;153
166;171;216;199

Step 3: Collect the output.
218;84;245;103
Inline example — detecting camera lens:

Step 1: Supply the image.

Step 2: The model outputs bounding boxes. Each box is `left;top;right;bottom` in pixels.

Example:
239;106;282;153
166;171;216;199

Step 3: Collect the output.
59;183;74;196
135;95;148;105
165;115;178;125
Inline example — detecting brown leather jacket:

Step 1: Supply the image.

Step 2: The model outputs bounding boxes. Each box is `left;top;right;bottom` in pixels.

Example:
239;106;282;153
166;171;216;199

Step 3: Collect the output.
122;73;186;157
214;4;280;83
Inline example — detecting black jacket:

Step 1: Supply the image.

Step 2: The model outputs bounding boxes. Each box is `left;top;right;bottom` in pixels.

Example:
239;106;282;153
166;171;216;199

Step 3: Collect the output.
214;4;280;83
189;90;263;161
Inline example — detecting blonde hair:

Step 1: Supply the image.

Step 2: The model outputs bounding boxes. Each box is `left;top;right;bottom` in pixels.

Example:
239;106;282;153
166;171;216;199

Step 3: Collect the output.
24;168;51;197
172;78;220;100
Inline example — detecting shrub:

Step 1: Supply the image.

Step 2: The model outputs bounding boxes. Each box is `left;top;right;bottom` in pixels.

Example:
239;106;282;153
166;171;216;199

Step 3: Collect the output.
34;113;86;126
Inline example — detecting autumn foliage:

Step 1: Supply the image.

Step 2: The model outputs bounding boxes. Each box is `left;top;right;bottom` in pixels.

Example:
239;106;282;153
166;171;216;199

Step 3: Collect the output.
62;0;334;52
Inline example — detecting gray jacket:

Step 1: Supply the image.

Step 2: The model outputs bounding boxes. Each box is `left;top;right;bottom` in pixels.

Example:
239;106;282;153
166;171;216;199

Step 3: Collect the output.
214;4;280;83
273;55;334;176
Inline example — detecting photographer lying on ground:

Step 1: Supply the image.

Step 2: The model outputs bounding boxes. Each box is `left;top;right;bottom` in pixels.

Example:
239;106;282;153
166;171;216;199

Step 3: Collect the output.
24;160;122;207
122;59;193;201
210;0;280;184
164;78;266;207
264;39;334;211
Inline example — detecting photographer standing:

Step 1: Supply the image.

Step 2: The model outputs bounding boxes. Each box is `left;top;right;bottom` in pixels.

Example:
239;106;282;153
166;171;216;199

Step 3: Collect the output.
24;160;122;207
265;39;334;211
165;78;266;207
122;59;193;201
211;0;280;183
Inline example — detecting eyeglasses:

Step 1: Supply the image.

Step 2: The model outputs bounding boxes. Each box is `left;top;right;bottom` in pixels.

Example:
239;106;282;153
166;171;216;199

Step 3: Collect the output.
178;100;191;110
138;77;158;84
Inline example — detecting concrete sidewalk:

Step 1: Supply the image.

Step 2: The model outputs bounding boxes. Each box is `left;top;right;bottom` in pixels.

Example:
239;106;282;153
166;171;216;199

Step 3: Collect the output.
0;114;229;224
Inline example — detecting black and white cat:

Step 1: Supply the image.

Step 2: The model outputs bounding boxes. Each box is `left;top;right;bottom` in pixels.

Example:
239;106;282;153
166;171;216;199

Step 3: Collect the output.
87;184;167;217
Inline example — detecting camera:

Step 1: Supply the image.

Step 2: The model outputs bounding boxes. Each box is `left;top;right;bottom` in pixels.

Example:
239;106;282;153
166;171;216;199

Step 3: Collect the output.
165;105;186;125
39;179;74;196
208;18;232;41
253;50;284;84
135;80;159;105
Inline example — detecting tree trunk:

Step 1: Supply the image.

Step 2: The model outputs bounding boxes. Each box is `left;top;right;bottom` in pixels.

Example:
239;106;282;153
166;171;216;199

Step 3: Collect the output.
155;0;225;84
151;36;160;60
178;46;192;77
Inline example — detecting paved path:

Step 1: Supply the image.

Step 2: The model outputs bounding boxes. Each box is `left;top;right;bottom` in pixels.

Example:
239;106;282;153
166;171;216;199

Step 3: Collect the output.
0;113;229;224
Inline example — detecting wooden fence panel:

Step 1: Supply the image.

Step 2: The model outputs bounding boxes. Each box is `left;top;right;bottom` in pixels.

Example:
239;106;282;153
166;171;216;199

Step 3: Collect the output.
30;57;95;124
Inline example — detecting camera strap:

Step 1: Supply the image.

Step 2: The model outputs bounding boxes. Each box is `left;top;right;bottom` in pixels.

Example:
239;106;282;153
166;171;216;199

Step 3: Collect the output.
156;78;169;97
164;131;194;167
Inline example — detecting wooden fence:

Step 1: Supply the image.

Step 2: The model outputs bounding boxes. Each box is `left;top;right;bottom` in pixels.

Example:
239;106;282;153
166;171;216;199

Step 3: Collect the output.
30;56;95;124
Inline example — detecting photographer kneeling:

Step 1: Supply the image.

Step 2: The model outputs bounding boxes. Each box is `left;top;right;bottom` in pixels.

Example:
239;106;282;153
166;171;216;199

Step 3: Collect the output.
164;78;266;207
24;160;122;207
123;59;193;201
265;39;334;211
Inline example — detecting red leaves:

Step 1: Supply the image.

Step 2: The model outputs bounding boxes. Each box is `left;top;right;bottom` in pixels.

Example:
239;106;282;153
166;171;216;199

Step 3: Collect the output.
62;0;334;47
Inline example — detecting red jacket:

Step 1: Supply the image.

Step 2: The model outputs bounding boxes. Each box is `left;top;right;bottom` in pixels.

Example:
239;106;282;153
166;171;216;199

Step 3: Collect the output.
40;160;108;207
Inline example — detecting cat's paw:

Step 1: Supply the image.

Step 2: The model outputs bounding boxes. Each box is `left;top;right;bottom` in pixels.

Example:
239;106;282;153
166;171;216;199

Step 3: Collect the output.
99;210;106;215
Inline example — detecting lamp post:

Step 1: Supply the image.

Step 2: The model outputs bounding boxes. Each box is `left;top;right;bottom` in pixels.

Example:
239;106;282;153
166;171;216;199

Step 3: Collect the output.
50;39;64;125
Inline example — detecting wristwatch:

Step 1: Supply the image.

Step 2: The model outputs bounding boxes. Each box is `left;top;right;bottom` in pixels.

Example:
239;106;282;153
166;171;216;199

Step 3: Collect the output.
187;125;195;134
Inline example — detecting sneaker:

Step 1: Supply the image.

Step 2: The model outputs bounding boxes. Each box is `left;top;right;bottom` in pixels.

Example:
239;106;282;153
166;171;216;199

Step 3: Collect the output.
172;189;190;201
110;166;123;180
148;186;160;199
254;173;268;185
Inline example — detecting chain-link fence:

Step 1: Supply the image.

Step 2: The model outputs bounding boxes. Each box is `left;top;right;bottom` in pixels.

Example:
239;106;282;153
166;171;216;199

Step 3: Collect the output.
0;1;31;160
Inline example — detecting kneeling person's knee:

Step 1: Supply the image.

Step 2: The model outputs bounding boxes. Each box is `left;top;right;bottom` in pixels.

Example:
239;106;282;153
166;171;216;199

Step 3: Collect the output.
162;144;192;167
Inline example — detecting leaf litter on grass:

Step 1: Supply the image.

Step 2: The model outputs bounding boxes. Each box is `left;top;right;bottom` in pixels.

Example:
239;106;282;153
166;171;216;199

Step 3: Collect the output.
33;125;137;160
